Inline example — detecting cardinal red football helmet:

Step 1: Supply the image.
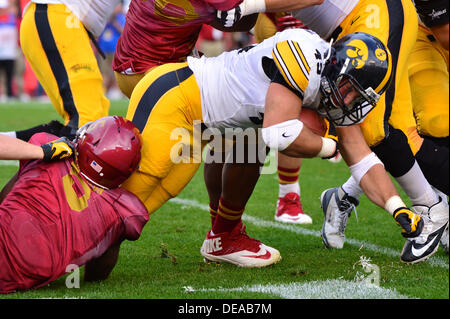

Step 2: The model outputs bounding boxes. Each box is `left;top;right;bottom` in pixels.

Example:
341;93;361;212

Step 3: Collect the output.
76;116;142;189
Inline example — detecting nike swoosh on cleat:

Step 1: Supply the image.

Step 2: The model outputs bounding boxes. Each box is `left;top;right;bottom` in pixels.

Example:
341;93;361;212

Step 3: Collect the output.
411;231;441;257
282;132;291;138
242;249;272;259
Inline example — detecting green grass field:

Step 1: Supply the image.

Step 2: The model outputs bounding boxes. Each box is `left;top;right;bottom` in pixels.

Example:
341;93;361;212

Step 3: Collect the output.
0;100;448;302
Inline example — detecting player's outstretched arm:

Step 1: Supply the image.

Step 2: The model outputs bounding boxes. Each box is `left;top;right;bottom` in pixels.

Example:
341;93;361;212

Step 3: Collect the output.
336;125;424;237
0;135;74;161
84;243;121;282
0;134;45;160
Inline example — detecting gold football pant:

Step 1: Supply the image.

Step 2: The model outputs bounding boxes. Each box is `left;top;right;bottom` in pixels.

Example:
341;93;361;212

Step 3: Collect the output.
20;3;109;129
409;25;449;139
121;62;206;214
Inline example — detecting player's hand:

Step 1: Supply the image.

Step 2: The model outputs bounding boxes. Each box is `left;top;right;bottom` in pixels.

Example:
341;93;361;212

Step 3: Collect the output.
41;137;75;162
216;6;242;28
320;138;339;160
276;14;307;32
393;207;424;238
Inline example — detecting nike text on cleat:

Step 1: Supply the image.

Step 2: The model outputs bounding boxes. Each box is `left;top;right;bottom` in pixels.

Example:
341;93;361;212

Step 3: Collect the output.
320;187;359;249
200;222;281;268
275;192;312;224
400;197;449;263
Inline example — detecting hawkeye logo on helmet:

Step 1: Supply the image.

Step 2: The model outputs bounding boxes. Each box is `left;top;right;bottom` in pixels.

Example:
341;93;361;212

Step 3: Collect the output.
375;48;387;61
345;39;369;69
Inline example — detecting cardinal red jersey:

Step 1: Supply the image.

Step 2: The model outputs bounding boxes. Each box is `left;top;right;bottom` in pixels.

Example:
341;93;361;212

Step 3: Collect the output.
0;133;149;293
113;0;242;74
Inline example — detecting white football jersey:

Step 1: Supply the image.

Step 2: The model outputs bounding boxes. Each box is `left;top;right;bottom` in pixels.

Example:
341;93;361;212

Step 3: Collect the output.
293;0;359;40
187;28;330;132
30;0;121;37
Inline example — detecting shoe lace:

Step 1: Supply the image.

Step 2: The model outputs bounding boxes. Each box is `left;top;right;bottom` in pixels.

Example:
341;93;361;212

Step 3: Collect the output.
335;198;358;233
285;194;303;210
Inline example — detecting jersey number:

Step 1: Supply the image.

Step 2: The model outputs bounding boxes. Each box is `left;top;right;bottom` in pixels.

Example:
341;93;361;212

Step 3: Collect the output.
62;166;92;212
153;0;200;25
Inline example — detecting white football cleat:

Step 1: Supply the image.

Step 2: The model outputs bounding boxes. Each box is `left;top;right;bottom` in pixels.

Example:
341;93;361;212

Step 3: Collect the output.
400;197;449;264
320;187;359;249
200;222;281;268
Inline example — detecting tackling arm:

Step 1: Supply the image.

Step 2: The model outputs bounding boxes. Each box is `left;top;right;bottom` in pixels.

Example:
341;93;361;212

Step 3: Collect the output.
84;243;121;282
0;134;44;160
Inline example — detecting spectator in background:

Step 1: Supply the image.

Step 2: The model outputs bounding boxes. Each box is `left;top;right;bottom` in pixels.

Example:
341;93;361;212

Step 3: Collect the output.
196;25;228;57
0;0;18;102
97;3;125;100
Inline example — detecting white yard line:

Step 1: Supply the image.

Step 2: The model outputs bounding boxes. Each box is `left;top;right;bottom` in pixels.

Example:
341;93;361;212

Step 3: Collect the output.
190;279;411;299
0;160;19;167
170;197;449;269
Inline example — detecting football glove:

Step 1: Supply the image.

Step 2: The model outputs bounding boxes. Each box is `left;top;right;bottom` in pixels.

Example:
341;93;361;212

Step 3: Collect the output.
393;207;424;238
41;137;75;162
276;14;307;32
216;6;242;28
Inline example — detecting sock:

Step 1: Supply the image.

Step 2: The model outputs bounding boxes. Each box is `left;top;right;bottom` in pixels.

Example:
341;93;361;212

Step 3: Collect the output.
395;161;439;206
279;183;300;198
278;166;300;197
209;203;218;226
212;197;244;234
342;176;363;199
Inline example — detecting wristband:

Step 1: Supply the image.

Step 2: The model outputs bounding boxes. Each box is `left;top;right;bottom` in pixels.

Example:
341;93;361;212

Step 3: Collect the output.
240;0;266;16
385;195;407;215
317;137;336;158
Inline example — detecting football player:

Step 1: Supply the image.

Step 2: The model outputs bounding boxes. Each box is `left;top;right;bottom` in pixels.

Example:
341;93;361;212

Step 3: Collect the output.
286;0;448;264
1;0;121;141
111;0;327;235
120;29;424;268
0;116;148;293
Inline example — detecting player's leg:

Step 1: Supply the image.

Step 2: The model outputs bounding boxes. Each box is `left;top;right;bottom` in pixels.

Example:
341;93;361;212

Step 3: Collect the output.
201;136;281;267
409;25;449;195
14;3;109;140
122;62;203;214
275;154;313;224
